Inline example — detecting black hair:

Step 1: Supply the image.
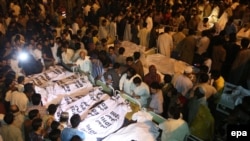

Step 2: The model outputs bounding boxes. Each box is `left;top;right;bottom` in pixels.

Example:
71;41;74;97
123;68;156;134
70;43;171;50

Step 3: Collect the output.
241;38;250;49
164;74;172;83
28;109;39;120
109;46;115;51
127;67;136;76
113;63;120;69
32;118;43;131
51;120;60;130
4;113;14;124
4;78;14;88
199;65;209;73
168;106;181;119
126;56;133;62
70;114;81;128
49;129;61;141
92;30;98;36
164;26;171;33
150;81;162;89
199;73;209;83
194;87;205;99
48;104;57;115
133;52;140;60
24;83;35;94
31;93;42;105
70;135;82;141
17;76;25;84
118;47;125;55
133;76;142;84
211;70;220;80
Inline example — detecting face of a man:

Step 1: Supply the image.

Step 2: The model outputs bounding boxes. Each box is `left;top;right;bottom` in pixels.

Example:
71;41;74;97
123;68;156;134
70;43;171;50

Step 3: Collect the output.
126;61;133;66
80;52;86;60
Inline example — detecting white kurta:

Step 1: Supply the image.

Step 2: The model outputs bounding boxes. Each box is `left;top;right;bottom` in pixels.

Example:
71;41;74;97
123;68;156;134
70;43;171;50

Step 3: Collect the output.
133;82;150;107
62;48;74;64
174;74;193;97
75;57;92;73
157;32;173;58
119;73;141;95
138;28;150;48
159;118;190;141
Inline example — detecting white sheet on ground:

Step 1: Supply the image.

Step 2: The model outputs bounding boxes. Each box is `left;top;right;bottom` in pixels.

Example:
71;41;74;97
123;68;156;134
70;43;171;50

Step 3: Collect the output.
54;88;110;121
79;94;131;139
121;41;146;57
25;66;74;87
34;73;93;107
145;54;190;75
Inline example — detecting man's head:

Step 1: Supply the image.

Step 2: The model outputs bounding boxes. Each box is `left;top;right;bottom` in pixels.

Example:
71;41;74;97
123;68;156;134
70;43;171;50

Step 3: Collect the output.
31;93;42;105
4;113;14;125
126;57;133;66
168;106;181;119
28;109;40;120
113;63;121;73
133;52;140;60
79;50;87;60
164;74;172;83
32;118;43;131
118;47;125;55
70;114;81;128
199;73;209;83
241;38;250;49
133;77;142;87
47;104;57;115
126;67;136;79
60;112;69;123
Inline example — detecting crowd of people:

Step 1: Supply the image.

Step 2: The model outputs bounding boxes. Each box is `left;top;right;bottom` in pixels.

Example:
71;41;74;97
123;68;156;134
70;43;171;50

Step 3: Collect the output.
0;0;250;141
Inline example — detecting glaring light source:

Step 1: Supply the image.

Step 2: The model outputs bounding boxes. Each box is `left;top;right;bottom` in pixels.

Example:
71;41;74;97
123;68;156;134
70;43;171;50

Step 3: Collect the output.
18;52;29;61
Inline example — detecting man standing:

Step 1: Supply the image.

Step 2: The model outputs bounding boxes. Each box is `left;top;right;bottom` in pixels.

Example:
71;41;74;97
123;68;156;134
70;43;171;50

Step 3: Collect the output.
0;113;23;141
157;26;174;58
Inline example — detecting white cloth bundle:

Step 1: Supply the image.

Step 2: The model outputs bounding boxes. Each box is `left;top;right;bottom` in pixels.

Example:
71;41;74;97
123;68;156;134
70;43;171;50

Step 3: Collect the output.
54;88;110;121
79;94;131;139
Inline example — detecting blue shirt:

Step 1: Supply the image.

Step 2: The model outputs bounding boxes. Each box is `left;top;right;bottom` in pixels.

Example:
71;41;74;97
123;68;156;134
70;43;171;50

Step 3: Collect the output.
61;128;85;141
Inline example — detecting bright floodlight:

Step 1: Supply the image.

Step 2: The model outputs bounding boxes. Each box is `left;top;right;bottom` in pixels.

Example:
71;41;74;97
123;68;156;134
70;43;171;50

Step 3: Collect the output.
18;52;28;61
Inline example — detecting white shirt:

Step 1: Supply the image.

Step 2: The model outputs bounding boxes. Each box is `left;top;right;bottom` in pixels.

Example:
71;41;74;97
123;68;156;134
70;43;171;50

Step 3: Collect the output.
133;82;150;107
51;43;60;63
10;59;22;76
62;48;74;64
157;32;174;58
149;90;164;114
159;118;190;141
75;56;92;73
174;74;193;97
119;74;141;95
10;91;29;112
33;48;42;60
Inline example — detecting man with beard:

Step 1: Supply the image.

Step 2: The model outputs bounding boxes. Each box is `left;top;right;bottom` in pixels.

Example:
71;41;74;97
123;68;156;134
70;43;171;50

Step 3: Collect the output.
119;67;141;95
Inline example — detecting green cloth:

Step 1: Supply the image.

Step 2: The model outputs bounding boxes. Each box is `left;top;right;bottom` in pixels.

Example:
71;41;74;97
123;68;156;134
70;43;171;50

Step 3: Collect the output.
189;104;214;141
